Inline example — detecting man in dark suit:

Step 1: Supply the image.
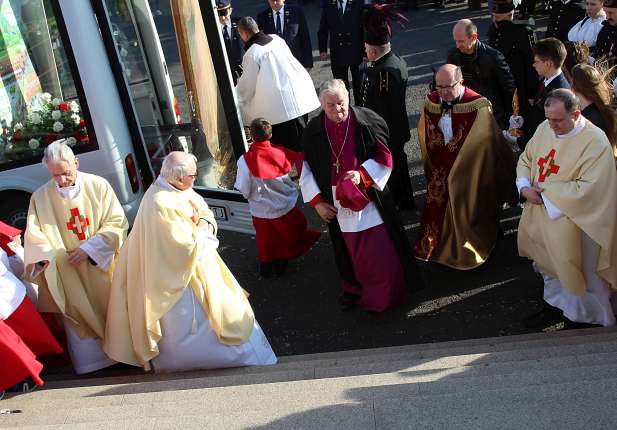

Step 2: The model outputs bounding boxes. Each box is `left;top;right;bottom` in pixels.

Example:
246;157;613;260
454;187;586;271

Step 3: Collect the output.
217;0;244;85
257;0;313;69
504;37;570;148
594;0;617;63
318;0;365;101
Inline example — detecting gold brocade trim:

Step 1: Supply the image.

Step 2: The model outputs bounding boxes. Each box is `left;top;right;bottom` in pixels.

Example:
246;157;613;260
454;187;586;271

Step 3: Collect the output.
447;124;465;152
417;221;439;260
423;97;492;114
426;166;447;206
426;120;443;149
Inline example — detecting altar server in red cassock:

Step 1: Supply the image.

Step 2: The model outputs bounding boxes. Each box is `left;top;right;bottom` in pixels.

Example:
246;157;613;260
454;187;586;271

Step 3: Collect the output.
235;118;320;278
1;222;62;392
300;79;424;312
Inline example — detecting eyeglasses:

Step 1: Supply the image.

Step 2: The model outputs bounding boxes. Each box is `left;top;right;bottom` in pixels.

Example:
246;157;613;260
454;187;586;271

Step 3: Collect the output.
185;171;199;179
435;81;460;90
218;8;230;16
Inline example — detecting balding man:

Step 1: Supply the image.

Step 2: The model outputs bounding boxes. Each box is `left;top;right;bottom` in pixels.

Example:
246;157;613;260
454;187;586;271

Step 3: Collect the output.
24;140;128;374
105;151;276;372
415;64;518;270
447;19;516;129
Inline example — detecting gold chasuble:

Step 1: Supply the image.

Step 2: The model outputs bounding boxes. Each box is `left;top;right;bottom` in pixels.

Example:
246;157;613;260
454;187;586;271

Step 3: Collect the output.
104;178;255;370
517;120;617;295
24;173;128;339
416;88;518;269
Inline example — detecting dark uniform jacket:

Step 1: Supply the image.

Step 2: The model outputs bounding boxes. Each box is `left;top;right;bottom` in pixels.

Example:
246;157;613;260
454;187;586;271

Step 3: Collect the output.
302;107;423;290
257;5;313;68
545;0;585;42
317;0;364;66
358;51;410;147
594;21;617;64
447;41;516;129
487;19;538;116
222;18;244;85
519;72;570;147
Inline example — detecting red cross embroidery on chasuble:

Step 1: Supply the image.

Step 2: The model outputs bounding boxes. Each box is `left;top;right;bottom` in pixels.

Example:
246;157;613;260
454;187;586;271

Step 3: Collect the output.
537;149;560;183
66;207;90;241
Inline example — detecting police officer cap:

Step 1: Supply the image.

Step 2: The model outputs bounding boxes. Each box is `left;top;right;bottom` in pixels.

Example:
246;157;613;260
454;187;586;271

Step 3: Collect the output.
492;0;518;13
216;0;231;10
605;0;617;9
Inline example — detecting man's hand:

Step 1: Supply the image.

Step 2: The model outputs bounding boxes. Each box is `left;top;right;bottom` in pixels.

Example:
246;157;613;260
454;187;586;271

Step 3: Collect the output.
11;235;21;248
189;200;200;225
521;185;544;205
68;248;89;266
344;170;361;185
197;218;215;235
319;52;328;62
509;115;524;130
502;129;518;145
315;202;337;223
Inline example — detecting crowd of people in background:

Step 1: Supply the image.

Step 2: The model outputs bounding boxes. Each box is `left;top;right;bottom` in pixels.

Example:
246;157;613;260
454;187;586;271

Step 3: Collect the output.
2;0;617;401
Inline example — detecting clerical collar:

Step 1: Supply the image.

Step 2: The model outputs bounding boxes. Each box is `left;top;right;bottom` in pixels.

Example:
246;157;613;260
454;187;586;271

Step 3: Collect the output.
439;86;466;111
544;69;562;86
55;171;82;200
157;175;185;192
556;116;586;139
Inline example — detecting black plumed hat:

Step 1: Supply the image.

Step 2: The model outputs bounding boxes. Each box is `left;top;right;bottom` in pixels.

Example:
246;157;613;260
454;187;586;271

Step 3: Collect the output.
363;4;408;46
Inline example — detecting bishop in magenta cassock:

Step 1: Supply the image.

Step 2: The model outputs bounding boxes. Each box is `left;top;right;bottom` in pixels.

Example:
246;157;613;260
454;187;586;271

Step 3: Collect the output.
300;79;424;312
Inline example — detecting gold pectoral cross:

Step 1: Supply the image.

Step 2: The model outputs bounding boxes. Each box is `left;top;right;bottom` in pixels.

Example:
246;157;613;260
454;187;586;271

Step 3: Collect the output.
334;158;341;174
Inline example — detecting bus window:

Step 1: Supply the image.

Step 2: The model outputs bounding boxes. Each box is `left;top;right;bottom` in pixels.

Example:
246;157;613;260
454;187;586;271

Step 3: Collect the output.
102;0;241;191
0;0;97;170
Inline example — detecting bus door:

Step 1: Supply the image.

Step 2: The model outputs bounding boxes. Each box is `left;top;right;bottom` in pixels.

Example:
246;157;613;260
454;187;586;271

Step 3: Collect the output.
93;0;253;234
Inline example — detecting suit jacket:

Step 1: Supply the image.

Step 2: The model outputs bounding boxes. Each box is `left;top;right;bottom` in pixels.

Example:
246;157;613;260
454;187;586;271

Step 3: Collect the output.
594;21;617;63
447;41;516;129
222;18;244;85
317;0;364;66
519;72;570;147
487;19;538;113
257;5;313;68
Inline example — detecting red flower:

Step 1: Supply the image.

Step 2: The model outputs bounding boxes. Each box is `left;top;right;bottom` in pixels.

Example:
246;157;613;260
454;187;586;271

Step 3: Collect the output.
79;119;86;127
59;102;68;112
45;134;57;144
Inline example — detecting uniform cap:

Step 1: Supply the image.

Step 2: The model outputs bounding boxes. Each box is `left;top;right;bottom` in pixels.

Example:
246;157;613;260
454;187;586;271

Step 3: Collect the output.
216;0;231;10
492;0;515;13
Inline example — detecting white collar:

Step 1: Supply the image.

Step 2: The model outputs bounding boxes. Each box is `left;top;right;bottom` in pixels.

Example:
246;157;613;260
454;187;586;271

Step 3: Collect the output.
556;116;586;139
544;69;562;86
157;175;186;192
54;171;82;199
272;6;284;15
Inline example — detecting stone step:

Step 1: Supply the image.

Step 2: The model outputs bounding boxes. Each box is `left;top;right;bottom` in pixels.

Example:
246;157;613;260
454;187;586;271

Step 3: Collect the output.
35;328;617;393
3;362;617;429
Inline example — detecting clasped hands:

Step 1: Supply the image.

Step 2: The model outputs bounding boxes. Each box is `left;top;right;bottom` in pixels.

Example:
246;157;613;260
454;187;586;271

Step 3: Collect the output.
502;115;525;143
190;200;215;234
521;182;544;205
315;170;360;223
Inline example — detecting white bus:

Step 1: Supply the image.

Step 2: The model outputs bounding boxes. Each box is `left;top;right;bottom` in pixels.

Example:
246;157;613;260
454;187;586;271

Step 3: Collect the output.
0;0;253;234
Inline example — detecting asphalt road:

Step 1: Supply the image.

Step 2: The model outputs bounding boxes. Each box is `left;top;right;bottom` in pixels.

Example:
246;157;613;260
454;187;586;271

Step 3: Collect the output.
213;1;557;357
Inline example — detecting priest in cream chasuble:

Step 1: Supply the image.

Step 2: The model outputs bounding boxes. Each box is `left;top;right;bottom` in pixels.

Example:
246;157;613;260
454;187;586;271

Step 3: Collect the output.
104;152;276;372
24;141;128;374
517;89;617;326
416;64;518;270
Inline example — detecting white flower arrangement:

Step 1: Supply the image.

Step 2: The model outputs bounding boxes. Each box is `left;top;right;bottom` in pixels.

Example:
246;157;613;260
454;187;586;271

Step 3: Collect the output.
70;113;81;125
52;98;61;107
30;112;42;125
13;122;23;131
67;137;77;146
51;110;62;120
52;121;64;132
28;139;40;149
69;101;79;113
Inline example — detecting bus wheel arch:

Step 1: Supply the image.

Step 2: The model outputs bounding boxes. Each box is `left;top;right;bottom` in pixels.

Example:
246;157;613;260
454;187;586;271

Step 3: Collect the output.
0;190;31;231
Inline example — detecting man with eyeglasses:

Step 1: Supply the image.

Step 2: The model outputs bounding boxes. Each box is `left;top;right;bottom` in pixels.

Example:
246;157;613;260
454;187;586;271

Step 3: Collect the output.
217;0;244;85
415;64;518;270
105;151;277;372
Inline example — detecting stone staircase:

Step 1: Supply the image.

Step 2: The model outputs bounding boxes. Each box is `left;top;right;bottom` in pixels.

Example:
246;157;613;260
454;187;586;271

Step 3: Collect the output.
2;327;617;429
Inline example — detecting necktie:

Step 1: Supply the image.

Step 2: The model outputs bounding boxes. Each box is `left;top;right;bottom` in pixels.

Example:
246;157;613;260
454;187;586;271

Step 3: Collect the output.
441;100;457;112
338;0;344;17
276;11;282;35
223;25;230;42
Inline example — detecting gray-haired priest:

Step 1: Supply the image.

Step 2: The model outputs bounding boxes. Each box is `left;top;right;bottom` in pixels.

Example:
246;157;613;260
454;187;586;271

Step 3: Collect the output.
104;151;276;371
24;140;128;374
300;79;424;312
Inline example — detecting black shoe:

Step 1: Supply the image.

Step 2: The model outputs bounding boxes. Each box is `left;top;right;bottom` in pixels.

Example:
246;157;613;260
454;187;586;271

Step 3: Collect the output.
523;304;563;329
563;319;603;330
339;292;359;311
273;260;288;276
259;262;274;279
